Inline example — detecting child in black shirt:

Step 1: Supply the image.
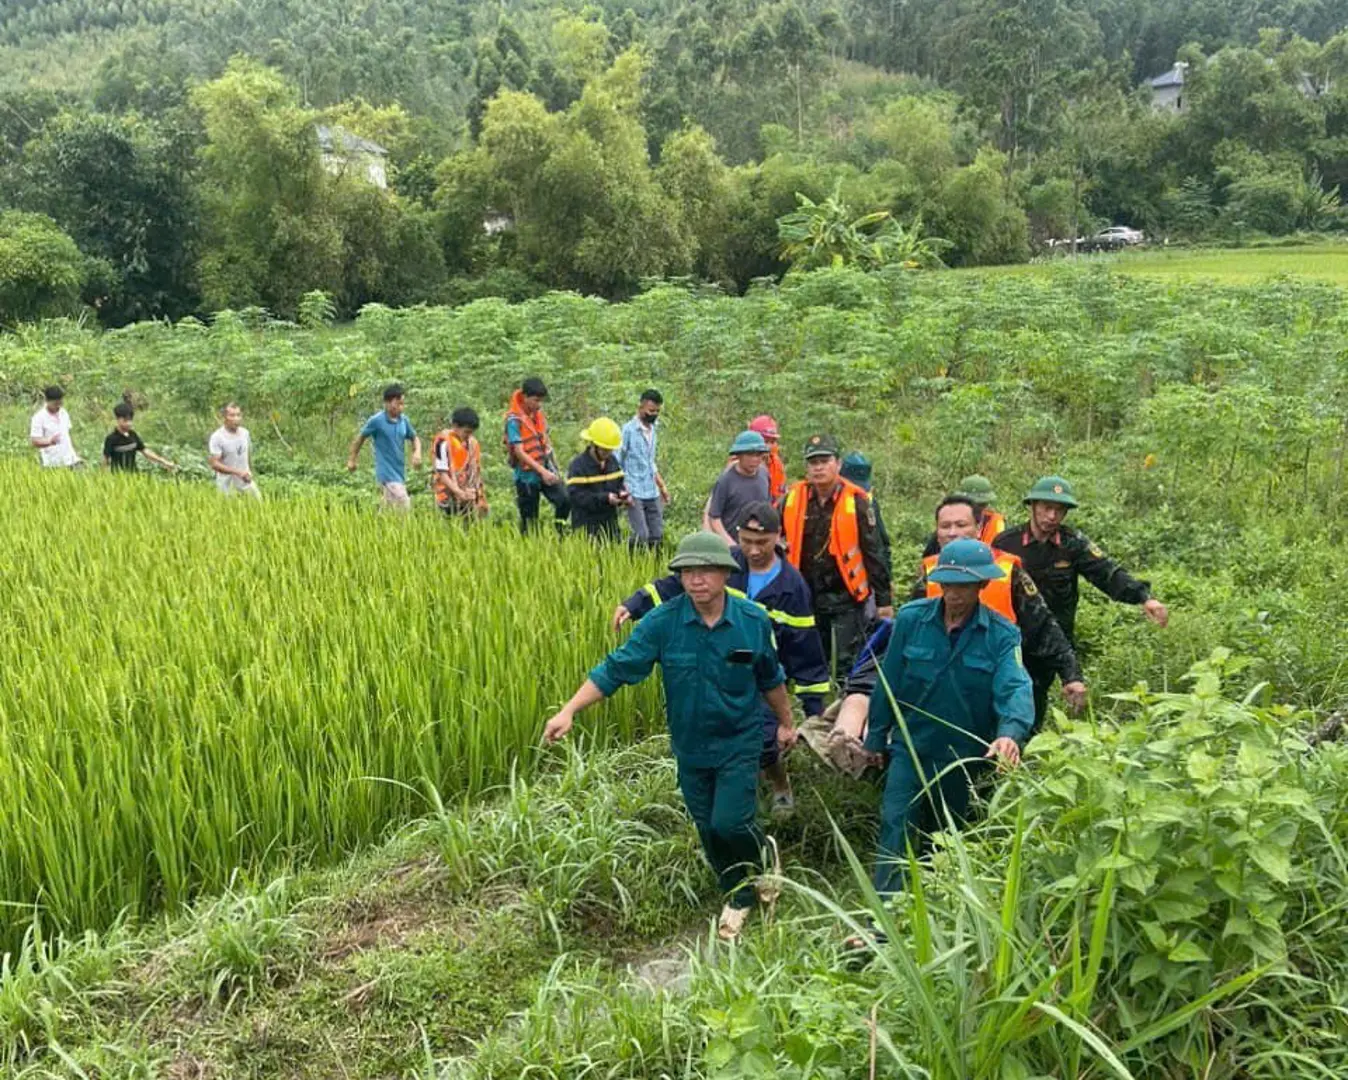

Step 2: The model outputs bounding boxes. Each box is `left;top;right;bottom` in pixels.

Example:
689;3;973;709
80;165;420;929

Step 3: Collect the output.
102;402;177;473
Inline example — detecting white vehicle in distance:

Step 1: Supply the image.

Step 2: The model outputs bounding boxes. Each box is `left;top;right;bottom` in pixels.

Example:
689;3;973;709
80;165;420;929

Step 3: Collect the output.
1086;225;1146;249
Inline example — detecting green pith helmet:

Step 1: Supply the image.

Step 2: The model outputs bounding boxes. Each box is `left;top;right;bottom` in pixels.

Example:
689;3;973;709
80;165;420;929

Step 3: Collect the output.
840;452;872;491
1023;475;1079;508
927;538;1007;584
956;474;996;505
669;531;739;572
729;430;770;455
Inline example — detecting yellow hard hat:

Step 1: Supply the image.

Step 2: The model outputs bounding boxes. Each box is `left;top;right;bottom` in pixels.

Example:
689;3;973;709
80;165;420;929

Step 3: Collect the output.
581;416;622;451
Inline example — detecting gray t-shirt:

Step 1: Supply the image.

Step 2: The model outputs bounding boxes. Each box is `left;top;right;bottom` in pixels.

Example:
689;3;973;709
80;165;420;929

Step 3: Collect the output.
708;465;771;539
208;426;255;494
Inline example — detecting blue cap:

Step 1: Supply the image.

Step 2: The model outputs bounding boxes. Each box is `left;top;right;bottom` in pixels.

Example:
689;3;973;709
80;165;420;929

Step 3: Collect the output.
729;431;770;455
927;539;1006;584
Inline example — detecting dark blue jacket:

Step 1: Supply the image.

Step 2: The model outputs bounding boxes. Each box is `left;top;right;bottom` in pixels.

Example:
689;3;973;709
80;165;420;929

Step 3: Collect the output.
623;548;830;717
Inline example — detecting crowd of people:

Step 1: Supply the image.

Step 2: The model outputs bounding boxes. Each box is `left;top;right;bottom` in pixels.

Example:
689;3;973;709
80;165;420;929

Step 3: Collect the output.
29;375;1171;946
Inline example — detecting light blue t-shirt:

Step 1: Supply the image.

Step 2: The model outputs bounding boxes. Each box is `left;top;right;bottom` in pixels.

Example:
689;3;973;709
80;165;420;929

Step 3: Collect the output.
361;410;416;484
747;558;782;600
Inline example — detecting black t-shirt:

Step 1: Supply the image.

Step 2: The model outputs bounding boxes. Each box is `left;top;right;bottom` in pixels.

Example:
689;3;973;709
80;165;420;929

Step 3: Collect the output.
103;429;145;472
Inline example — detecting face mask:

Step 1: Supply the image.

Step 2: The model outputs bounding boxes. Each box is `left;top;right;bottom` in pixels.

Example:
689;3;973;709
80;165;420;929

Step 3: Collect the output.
641;413;656;427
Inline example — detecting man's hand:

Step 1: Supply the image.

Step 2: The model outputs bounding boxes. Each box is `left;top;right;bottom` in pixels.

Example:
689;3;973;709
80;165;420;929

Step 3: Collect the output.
659;485;671;506
777;723;799;751
48;433;62;446
607;492;623;505
540;469;560;487
346;458;358;472
611;605;632;632
876;605;895;620
240;470;253;483
1142;599;1169;627
411;450;422;470
985;737;1021;768
1062;680;1087;712
543;711;574;744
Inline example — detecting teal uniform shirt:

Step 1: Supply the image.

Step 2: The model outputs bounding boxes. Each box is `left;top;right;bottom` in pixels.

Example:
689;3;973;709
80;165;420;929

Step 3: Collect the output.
864;597;1034;761
589;592;786;766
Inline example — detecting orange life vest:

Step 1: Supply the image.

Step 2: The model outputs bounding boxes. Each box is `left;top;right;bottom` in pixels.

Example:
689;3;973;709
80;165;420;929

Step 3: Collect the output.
503;390;551;466
979;510;1007;546
921;550;1021;624
766;447;787;502
433;430;484;507
781;480;871;603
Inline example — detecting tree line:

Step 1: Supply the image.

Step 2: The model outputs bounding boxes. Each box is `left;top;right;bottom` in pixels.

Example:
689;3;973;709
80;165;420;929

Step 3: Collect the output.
0;0;1345;326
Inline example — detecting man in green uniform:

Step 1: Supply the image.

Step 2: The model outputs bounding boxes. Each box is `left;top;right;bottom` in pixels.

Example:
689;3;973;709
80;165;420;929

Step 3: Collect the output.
993;476;1168;724
544;531;798;942
865;539;1033;899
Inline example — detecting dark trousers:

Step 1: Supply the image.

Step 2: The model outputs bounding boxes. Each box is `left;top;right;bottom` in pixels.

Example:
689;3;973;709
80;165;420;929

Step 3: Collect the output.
873;750;990;896
677;754;764;909
818;606;870;682
515;480;569;534
1026;659;1056;736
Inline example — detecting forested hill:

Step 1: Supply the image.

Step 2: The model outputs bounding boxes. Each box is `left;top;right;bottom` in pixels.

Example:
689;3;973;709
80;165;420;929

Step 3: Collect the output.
1;0;1346;328
4;0;1345;120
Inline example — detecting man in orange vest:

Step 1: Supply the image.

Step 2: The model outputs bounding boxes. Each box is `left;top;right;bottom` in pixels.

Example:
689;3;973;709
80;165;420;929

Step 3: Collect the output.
780;434;892;676
921;474;1004;556
914;494;1085;724
505;376;569;534
431;406;487;518
748;415;787;501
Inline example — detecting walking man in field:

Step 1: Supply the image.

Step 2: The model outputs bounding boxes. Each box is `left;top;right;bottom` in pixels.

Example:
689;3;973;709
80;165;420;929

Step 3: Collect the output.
544;531;798;942
748;415;787;502
618;389;670;549
922;475;1004;556
993;476;1168;726
827;493;1084;752
505;376;569;534
566;417;630;541
30;385;81;468
863;539;1033;905
102;401;177;473
706;431;771;544
348;384;422;510
431;407;487;518
208;402;261;498
612;502;830;817
780;434;893;677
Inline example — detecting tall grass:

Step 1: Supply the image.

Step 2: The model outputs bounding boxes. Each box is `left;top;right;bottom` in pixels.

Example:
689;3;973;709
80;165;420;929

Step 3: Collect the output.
0;463;660;948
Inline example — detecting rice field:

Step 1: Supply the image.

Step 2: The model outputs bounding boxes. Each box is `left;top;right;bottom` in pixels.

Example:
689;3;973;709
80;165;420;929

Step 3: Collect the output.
0;464;659;947
971;242;1348;284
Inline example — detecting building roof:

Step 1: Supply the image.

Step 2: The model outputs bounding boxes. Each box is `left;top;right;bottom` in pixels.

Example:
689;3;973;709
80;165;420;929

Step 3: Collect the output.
315;124;387;157
1149;61;1188;89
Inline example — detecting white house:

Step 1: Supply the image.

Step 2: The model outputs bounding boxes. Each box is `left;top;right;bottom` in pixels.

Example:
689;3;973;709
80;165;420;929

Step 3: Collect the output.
1148;62;1188;112
315;125;388;189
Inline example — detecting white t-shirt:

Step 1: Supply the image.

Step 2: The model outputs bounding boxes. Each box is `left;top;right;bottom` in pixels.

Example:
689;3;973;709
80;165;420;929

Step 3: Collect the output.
208;426;256;494
30;407;78;467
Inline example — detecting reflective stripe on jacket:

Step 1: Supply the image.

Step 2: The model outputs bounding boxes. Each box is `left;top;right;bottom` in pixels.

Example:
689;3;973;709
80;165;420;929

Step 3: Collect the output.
782;480;871;603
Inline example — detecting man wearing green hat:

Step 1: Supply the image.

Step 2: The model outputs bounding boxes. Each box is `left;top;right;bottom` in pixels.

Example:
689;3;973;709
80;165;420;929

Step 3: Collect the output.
864;538;1034;898
706;431;772;544
994;475;1168;726
921;475;1004;556
840;452;892;578
544;531;797;942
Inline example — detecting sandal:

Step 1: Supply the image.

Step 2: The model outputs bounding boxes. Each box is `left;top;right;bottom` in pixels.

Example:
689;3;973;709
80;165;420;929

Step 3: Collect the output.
718;904;750;942
756;835;783;906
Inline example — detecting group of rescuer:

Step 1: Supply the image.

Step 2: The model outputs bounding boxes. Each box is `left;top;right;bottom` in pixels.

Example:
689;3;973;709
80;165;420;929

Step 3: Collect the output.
546;450;1169;942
